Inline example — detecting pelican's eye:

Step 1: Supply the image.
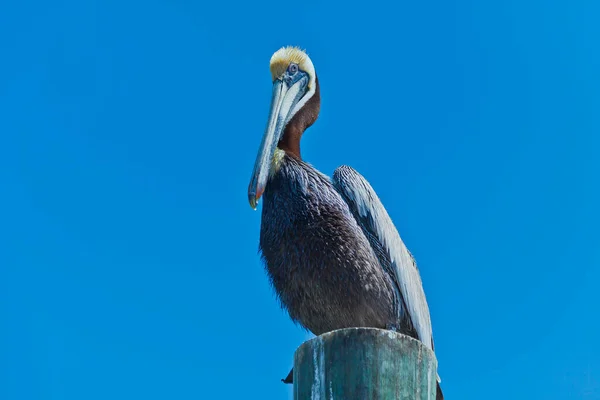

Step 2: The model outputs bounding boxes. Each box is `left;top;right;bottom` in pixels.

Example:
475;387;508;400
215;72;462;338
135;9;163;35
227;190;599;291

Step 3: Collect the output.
288;63;299;74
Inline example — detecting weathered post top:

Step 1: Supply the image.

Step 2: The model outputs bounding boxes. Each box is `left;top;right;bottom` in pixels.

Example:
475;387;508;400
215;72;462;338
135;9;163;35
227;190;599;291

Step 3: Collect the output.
293;328;437;400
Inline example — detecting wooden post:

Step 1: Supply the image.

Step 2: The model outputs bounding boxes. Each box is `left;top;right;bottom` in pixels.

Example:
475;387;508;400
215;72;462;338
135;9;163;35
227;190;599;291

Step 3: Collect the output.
293;328;437;400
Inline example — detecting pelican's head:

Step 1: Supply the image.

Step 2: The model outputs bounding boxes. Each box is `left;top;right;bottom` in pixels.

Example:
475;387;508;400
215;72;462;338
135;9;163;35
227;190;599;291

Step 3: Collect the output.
248;46;319;209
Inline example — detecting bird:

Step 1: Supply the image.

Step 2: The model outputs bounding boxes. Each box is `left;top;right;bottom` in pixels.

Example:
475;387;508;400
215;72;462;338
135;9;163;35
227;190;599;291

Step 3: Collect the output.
247;46;443;400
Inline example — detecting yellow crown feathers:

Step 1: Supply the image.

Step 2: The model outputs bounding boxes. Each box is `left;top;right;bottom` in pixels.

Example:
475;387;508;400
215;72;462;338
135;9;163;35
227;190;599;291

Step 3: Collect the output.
269;46;315;86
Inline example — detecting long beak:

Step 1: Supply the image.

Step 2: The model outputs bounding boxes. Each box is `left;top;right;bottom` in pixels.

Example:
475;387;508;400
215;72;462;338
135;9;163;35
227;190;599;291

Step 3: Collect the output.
248;76;307;209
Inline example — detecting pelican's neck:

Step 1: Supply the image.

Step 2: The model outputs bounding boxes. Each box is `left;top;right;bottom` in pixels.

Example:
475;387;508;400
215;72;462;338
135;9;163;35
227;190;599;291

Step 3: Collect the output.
278;76;321;159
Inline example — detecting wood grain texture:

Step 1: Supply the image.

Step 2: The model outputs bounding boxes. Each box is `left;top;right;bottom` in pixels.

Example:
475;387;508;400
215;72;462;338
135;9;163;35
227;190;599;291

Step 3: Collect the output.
293;328;437;400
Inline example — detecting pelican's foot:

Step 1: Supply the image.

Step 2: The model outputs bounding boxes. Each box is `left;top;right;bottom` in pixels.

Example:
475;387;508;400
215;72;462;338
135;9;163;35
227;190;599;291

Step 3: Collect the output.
282;368;293;384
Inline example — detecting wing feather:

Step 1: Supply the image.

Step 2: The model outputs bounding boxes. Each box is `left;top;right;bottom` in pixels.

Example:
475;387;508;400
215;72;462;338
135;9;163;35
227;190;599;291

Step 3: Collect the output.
332;165;434;351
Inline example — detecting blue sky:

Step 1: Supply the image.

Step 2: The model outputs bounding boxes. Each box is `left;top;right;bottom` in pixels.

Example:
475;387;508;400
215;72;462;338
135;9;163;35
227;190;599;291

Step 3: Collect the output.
1;0;599;399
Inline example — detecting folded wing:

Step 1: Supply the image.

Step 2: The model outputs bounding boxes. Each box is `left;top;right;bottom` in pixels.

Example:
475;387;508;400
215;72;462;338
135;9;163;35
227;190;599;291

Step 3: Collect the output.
332;165;434;351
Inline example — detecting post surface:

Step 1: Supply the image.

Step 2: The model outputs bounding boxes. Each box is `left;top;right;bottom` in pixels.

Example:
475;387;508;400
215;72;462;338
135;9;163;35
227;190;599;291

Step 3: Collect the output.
293;328;437;400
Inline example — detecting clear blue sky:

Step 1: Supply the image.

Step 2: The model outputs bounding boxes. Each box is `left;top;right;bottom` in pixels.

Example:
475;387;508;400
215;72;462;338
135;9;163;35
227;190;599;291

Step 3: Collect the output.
1;0;599;399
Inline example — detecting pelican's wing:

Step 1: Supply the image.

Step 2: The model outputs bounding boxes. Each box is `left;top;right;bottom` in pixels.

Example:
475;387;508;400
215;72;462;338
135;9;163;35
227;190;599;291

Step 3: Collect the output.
332;165;434;350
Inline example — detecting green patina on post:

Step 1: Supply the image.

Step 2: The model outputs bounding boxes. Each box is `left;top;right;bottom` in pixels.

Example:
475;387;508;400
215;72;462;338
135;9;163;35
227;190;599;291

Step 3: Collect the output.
293;328;437;400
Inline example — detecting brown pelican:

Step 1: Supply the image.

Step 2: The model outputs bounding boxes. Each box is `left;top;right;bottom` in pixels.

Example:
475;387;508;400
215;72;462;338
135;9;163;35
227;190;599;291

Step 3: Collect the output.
248;46;443;399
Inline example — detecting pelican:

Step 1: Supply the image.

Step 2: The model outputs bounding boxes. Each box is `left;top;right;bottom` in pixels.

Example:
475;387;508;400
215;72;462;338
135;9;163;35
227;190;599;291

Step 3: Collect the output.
248;46;443;399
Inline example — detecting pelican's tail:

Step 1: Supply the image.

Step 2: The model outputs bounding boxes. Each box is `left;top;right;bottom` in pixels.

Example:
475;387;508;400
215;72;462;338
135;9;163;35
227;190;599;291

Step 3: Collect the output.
436;381;444;400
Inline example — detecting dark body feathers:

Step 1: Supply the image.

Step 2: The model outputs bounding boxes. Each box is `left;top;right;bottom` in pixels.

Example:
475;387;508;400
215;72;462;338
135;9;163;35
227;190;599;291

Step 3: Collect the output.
260;155;398;335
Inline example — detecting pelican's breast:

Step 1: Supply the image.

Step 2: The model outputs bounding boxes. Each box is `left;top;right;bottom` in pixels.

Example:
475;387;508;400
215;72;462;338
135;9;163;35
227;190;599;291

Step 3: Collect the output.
259;155;396;335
